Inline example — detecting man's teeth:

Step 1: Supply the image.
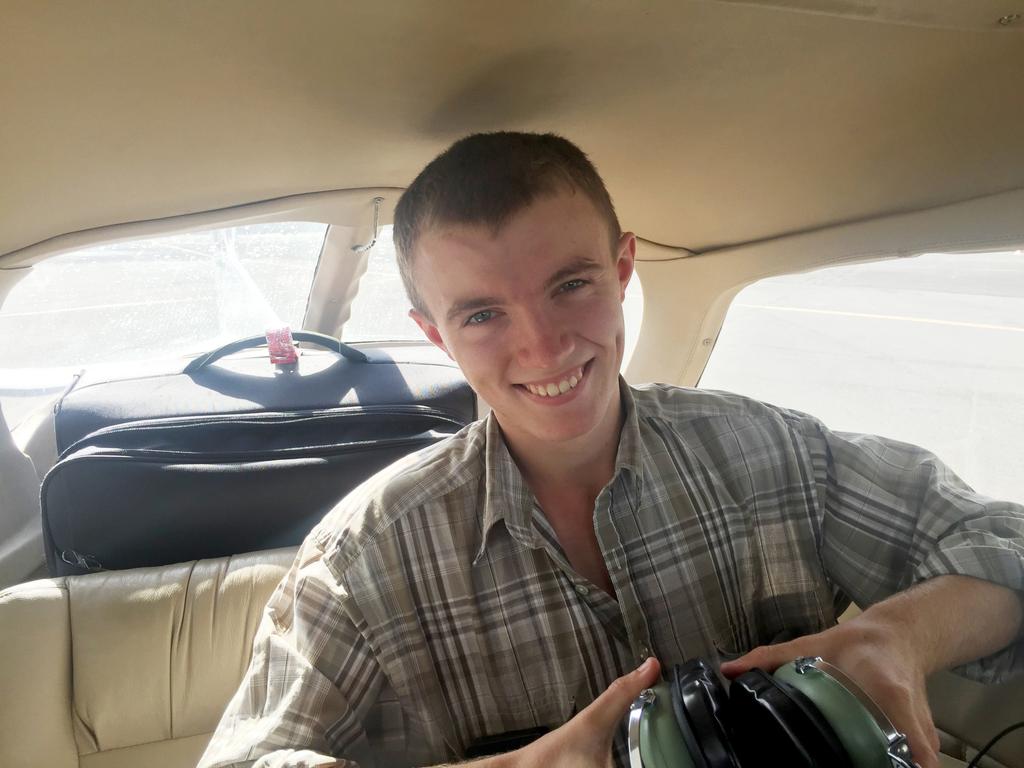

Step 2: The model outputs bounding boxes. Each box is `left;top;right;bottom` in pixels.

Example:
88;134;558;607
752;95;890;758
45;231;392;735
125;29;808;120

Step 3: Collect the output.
525;368;583;397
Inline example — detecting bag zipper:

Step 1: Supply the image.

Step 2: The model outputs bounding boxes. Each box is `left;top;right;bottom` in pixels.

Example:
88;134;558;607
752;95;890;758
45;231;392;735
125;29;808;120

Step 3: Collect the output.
61;404;467;457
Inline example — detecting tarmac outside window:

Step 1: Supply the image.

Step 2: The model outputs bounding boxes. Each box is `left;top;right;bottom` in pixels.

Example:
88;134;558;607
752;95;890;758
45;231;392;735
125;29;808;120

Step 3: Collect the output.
699;250;1024;504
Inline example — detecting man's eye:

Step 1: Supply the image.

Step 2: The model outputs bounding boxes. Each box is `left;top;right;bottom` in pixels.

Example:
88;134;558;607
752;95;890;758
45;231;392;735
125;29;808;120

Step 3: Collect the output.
559;279;587;293
466;310;494;326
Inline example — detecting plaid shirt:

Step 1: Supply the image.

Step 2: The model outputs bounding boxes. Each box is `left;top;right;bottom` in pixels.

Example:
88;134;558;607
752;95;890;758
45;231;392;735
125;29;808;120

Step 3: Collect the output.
199;382;1024;768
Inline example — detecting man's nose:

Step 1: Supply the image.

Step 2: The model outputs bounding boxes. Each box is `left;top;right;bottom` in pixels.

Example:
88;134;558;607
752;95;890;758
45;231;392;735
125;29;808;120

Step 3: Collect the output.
516;309;572;369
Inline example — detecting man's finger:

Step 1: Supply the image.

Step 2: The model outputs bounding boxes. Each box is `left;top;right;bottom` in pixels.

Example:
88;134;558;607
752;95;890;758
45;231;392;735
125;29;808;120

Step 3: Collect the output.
899;717;940;768
578;657;661;732
907;707;941;768
719;641;798;678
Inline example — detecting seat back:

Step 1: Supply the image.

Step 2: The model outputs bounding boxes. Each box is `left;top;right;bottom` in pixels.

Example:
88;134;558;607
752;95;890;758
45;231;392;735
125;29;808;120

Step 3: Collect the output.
0;547;296;768
3;552;1021;768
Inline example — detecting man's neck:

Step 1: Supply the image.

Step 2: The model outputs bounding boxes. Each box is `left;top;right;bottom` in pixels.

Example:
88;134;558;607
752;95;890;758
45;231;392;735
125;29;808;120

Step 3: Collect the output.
518;440;616;507
498;395;626;599
500;396;625;511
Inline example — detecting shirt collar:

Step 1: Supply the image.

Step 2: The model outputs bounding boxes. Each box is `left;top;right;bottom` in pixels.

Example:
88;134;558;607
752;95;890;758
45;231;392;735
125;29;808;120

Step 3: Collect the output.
473;377;646;565
613;377;644;488
474;413;537;564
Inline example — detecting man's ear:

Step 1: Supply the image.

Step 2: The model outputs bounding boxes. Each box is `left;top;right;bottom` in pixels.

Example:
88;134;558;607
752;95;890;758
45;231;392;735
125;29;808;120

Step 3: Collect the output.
615;232;637;301
409;308;453;360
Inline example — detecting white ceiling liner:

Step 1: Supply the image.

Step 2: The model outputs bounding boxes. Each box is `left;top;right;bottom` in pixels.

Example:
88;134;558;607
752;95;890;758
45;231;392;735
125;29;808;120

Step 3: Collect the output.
2;0;1023;258
716;0;1024;30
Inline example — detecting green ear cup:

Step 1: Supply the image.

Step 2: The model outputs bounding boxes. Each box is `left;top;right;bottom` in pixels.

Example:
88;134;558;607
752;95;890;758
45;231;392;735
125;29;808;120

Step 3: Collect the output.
637;681;697;768
628;657;914;768
774;659;900;768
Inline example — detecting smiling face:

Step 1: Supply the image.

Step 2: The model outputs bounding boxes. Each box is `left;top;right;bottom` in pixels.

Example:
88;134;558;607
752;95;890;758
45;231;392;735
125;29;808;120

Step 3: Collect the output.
409;189;635;456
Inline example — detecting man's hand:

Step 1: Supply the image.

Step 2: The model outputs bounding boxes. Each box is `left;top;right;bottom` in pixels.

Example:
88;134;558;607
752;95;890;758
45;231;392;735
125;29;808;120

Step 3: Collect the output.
503;657;661;768
719;618;941;768
718;576;1023;768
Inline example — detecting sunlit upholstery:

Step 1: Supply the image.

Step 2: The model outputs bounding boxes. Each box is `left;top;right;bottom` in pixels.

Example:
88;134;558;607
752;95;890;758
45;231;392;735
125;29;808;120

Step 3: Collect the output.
0;547;296;768
1;547;1021;767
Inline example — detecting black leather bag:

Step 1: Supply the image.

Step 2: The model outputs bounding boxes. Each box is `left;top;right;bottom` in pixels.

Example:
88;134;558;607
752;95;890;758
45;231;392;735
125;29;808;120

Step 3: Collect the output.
42;336;475;576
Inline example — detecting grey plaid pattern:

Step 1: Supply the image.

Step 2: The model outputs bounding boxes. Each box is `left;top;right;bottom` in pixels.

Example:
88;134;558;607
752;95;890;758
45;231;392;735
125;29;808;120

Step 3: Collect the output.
199;383;1024;768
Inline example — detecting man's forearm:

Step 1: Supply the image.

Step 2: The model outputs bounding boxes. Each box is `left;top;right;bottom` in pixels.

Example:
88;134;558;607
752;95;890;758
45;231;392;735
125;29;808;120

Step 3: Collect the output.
856;574;1023;674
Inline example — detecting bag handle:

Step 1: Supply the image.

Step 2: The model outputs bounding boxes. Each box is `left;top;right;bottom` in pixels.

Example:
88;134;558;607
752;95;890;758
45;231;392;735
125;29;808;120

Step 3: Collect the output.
183;331;368;373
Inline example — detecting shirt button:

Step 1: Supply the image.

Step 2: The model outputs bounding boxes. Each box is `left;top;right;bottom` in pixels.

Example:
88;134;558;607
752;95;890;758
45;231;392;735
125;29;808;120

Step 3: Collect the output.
639;646;651;660
575;584;590;597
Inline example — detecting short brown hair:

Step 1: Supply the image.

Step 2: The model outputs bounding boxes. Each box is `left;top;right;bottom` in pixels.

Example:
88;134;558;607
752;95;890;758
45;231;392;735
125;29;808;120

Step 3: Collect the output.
393;132;621;316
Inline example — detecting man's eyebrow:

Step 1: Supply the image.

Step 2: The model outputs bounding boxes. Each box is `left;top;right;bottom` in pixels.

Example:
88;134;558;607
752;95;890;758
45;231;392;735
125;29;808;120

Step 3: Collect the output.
544;257;604;290
446;296;503;323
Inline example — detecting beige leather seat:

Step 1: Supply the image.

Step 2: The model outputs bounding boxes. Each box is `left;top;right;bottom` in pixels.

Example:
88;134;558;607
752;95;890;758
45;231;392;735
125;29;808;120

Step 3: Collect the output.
0;547;296;768
1;548;1021;768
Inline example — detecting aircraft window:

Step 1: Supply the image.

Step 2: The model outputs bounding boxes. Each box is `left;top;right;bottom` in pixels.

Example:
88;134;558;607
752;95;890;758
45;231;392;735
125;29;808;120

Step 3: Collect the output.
0;221;327;429
699;250;1024;504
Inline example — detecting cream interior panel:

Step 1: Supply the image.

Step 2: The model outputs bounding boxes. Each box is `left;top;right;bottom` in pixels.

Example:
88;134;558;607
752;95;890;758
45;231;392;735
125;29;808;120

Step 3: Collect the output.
171;549;297;735
0;270;46;587
715;0;1024;30
0;405;43;588
13;405;58;485
0;580;78;768
1;188;401;270
3;1;1024;257
305;225;369;337
625;187;1024;387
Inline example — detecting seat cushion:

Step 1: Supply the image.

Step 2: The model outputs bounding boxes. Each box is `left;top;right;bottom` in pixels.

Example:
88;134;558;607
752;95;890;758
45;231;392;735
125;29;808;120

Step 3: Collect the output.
0;547;296;768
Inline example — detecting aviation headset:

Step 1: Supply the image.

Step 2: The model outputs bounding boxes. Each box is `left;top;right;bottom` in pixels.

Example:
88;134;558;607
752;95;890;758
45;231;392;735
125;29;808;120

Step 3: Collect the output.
626;656;918;768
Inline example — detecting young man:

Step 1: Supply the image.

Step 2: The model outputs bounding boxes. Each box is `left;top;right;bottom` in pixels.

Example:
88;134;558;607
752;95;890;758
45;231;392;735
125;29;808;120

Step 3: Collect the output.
200;133;1023;768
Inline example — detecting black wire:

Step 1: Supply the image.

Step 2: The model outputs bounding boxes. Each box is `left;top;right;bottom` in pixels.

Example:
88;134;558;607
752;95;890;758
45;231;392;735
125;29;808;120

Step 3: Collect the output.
964;721;1024;768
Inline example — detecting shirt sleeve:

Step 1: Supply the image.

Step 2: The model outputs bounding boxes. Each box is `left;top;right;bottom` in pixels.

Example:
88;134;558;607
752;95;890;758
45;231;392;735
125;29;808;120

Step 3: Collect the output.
790;413;1024;683
197;537;385;768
